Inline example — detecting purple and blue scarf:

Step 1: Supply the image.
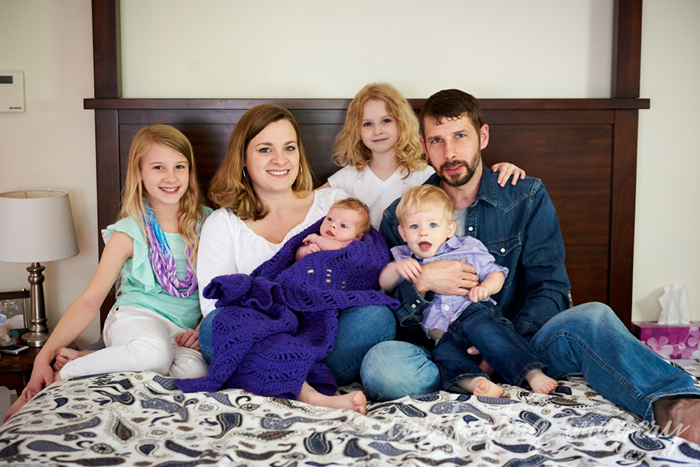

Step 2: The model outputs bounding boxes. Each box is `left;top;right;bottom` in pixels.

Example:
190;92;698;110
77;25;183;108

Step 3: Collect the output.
144;206;197;298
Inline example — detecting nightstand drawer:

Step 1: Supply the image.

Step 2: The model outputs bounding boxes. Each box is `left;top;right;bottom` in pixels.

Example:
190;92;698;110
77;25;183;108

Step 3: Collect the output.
0;347;40;394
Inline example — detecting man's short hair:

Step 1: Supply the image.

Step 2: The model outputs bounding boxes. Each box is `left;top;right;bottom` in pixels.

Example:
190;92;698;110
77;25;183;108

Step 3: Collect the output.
332;197;372;234
396;185;455;225
419;89;483;138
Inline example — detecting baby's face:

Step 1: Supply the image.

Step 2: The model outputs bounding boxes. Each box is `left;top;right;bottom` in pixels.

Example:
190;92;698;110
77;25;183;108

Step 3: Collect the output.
398;208;456;259
320;207;364;243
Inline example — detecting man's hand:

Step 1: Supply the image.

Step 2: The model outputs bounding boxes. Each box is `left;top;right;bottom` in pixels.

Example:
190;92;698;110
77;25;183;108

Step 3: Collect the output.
413;259;478;296
176;329;200;350
467;346;494;376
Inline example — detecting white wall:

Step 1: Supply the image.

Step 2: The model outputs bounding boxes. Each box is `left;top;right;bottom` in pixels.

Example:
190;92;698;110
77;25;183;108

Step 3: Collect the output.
0;0;697;350
635;0;700;321
120;0;613;99
0;0;100;348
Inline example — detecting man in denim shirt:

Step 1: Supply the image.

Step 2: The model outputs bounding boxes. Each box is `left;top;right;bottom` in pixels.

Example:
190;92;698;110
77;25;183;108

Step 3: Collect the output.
361;88;700;442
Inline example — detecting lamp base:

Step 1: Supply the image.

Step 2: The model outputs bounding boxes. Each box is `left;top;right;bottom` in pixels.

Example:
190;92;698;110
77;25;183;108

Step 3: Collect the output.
20;262;50;348
21;330;51;348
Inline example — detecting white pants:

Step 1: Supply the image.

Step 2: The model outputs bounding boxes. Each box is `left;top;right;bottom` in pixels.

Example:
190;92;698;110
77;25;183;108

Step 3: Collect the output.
60;306;209;380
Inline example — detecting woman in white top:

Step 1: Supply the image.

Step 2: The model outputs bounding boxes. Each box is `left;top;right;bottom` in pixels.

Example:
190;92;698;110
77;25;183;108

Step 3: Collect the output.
196;104;396;412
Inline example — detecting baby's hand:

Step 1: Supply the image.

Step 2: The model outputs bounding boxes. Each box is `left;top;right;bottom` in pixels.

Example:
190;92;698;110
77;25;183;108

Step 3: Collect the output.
295;242;321;260
303;233;321;245
468;285;491;302
176;328;200;350
394;258;422;282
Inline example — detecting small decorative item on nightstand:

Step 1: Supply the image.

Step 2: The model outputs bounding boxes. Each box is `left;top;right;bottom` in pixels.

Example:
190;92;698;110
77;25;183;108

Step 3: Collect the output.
0;190;80;348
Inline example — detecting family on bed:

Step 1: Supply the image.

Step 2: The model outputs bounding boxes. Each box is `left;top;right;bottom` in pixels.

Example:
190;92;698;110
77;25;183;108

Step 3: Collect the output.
5;84;699;444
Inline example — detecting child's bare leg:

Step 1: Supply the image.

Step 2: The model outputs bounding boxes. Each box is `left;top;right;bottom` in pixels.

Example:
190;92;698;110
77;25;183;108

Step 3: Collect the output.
526;369;558;394
297;382;367;414
458;376;503;397
53;347;95;371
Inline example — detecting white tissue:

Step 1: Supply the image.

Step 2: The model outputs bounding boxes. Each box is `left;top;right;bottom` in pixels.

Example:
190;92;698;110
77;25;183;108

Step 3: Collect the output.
657;284;690;325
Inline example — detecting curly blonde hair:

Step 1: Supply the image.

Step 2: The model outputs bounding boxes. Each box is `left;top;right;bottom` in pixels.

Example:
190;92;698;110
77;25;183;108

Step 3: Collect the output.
120;125;205;266
332;83;428;178
209;104;313;221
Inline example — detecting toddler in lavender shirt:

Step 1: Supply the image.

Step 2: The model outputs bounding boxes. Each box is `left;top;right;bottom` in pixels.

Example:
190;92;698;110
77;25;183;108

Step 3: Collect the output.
379;185;558;397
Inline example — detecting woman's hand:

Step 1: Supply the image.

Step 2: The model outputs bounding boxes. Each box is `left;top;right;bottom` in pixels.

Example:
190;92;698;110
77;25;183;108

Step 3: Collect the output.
176;328;200;350
491;163;526;187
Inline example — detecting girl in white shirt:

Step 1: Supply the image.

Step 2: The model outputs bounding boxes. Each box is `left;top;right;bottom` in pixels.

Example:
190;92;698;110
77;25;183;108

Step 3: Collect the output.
323;83;523;229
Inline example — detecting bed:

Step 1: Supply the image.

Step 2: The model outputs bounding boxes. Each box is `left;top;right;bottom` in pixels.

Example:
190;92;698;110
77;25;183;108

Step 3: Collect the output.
4;1;700;465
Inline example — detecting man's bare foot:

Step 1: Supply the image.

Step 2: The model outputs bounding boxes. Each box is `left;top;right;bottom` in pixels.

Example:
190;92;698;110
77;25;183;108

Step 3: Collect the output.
297;382;367;414
458;376;504;397
53;347;95;371
653;396;700;443
3;395;28;422
526;369;558;394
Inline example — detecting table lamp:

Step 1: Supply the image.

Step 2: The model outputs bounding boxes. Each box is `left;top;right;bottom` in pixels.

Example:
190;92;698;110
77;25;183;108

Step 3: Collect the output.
0;190;79;347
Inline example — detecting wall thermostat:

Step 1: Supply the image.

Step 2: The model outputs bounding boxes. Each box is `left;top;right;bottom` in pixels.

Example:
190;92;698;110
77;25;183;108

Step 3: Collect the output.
0;71;25;112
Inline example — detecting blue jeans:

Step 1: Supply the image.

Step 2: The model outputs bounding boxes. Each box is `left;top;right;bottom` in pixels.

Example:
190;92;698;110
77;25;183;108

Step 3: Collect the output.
433;301;545;389
200;304;396;386
361;302;700;422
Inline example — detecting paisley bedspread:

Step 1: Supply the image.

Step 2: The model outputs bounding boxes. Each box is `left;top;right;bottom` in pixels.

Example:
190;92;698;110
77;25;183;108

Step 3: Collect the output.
1;371;699;466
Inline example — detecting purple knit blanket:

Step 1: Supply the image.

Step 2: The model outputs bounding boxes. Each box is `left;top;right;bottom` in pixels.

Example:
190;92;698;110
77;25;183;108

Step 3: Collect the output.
176;218;398;398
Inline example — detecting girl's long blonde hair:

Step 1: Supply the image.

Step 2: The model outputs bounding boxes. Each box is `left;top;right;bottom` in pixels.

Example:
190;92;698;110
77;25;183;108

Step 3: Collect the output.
333;83;428;177
120;124;205;266
209;104;313;220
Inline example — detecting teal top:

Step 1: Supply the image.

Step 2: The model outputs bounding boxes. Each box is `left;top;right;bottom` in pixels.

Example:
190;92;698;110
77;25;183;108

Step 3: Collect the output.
106;207;212;329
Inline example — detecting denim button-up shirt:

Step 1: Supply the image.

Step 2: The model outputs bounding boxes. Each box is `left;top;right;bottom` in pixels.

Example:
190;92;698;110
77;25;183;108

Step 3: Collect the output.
379;164;572;342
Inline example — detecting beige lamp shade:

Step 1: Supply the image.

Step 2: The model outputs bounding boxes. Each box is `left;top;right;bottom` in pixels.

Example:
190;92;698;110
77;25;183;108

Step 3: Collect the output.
0;190;79;263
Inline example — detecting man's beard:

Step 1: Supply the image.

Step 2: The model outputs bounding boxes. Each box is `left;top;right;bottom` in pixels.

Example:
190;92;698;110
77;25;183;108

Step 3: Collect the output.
439;152;481;188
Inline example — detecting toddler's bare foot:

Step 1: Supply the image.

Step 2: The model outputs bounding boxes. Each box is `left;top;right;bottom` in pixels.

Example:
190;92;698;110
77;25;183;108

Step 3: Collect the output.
653;396;700;443
3;396;28;422
53;347;95;371
459;376;504;397
526;369;558;394
297;382;367;414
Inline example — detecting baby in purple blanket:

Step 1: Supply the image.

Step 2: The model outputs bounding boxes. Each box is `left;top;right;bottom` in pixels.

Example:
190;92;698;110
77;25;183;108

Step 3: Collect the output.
296;198;371;260
177;198;398;414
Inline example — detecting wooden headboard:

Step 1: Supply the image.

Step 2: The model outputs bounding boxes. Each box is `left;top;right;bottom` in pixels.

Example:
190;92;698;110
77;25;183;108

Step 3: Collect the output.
85;0;649;330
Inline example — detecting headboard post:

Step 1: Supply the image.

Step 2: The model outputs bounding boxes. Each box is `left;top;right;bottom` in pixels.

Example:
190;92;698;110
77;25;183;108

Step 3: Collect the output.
92;0;121;99
612;0;643;98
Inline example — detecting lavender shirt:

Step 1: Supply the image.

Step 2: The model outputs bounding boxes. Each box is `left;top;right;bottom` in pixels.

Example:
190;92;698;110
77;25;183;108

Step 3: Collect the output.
391;235;508;336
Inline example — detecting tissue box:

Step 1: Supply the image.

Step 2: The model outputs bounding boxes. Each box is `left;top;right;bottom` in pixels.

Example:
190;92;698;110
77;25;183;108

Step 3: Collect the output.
632;321;700;360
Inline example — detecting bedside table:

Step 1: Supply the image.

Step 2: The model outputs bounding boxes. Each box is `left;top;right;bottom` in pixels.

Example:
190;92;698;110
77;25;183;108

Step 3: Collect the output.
0;348;40;394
